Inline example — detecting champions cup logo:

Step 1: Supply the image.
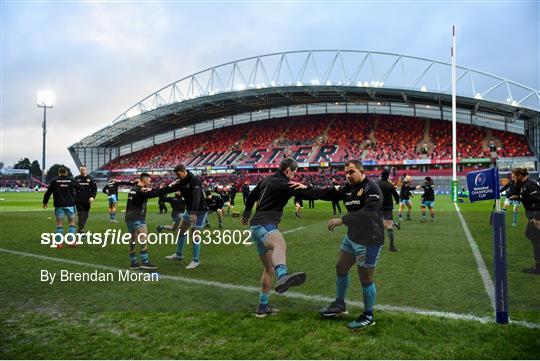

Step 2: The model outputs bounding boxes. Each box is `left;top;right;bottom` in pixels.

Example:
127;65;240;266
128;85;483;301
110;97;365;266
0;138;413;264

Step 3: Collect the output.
467;168;499;203
474;173;487;187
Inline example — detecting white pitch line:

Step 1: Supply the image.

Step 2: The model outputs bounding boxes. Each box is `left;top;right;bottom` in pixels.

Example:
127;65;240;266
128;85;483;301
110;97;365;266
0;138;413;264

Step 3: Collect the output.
0;247;538;329
282;226;306;234
0;209;47;213
454;203;496;311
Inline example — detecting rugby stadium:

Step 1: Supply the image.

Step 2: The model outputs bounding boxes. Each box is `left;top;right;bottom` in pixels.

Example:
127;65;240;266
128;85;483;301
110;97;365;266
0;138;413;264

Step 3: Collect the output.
2;50;539;359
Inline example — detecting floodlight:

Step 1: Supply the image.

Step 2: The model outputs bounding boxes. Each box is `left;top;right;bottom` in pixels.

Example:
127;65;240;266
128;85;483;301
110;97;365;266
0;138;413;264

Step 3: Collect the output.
37;90;55;107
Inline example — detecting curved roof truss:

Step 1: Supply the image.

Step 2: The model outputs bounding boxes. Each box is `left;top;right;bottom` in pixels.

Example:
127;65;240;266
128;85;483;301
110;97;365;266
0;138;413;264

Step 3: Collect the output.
73;50;540;148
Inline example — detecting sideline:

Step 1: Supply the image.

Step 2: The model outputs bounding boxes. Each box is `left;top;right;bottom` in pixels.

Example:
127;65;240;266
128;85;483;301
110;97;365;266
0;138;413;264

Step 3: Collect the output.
454;203;496;311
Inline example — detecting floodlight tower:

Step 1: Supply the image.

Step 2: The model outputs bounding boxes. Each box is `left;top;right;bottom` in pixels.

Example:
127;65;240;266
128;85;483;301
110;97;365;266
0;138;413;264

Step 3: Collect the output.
37;91;54;184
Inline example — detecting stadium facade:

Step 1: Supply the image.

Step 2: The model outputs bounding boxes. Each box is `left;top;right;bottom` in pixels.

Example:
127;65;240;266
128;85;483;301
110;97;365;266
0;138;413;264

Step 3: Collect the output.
68;50;540;174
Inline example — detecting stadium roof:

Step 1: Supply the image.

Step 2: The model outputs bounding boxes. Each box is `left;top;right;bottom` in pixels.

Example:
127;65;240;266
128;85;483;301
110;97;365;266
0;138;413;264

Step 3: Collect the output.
72;50;540;149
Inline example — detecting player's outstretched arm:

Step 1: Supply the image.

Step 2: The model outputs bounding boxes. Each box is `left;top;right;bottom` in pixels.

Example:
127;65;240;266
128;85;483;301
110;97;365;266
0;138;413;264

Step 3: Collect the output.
141;182;176;199
116;180;137;186
292;184;340;201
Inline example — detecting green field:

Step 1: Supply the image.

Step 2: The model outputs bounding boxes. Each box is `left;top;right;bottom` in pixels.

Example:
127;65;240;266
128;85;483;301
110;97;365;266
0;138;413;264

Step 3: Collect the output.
0;191;538;359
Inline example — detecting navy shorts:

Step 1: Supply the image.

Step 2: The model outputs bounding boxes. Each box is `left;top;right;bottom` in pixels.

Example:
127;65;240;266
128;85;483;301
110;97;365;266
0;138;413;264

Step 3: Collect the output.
340;236;383;268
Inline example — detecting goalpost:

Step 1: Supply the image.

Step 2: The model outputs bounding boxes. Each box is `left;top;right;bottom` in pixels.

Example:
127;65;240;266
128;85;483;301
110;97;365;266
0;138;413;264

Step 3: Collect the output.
457;25;508;324
451;26;459;203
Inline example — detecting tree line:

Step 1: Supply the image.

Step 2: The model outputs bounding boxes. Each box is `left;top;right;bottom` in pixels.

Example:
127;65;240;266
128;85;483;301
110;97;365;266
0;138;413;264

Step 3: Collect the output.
3;158;72;183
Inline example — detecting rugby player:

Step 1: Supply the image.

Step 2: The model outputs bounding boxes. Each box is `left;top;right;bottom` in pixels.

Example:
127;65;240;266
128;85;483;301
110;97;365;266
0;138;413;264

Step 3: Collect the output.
156;191;186;233
398;175;416;221
419;177;435;222
74;165;97;233
512;168;540;275
500;175;522;227
205;190;225;228
319;160;384;330
43;167;82;248
242;158;334;318
229;183;238;207
242;181;250;205
102;178;134;223
125;173;177;270
165;164;209;269
377;169;400;252
219;185;233;214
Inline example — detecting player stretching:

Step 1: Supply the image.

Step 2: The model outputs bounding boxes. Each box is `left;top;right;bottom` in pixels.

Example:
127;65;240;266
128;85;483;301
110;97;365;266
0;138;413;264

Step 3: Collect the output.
377;169;400;252
512;168;540;274
156;191;186;233
102;178;133;223
500;176;522;227
165;164;209;269
125;173;176;270
242;158;328;318
74;165;97;233
220;186;234;214
43;167;82;248
319;160;384;330
398;175;415;221
419;177;435;222
205;190;225;228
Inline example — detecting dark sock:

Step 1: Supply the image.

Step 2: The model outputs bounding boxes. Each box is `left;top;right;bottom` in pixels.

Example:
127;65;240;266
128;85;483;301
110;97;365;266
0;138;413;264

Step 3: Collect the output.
387;229;395;248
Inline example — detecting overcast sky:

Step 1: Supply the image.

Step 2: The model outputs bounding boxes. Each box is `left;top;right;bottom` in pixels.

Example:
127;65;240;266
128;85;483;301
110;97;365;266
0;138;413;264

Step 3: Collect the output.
1;1;538;172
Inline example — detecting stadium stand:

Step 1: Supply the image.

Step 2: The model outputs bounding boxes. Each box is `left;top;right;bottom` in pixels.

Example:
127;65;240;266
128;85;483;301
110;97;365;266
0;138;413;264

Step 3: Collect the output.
100;115;535;174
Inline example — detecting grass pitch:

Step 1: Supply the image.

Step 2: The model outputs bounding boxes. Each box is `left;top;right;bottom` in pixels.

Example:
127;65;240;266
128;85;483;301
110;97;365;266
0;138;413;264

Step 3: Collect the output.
0;191;538;359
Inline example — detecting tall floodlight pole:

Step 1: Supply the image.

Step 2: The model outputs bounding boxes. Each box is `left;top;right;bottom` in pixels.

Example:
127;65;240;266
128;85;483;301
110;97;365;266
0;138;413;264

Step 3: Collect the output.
37;91;54;184
451;26;458;202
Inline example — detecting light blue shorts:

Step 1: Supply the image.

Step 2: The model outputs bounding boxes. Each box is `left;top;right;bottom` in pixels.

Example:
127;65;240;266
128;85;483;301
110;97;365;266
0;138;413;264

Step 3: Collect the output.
181;211;208;229
250;224;279;256
55;207;76;219
108;194;118;205
340;236;383;268
422;200;435;208
126;220;147;232
400;199;412;206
